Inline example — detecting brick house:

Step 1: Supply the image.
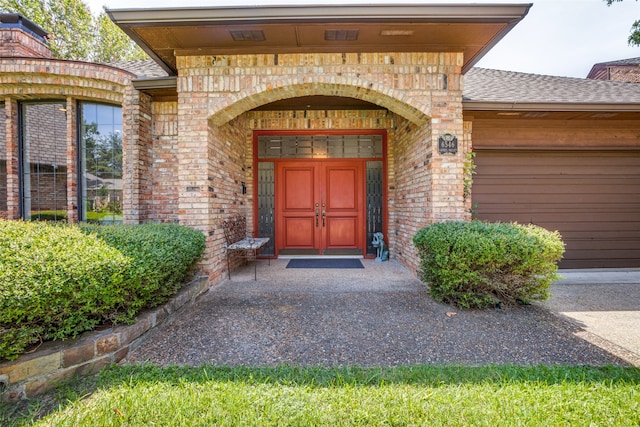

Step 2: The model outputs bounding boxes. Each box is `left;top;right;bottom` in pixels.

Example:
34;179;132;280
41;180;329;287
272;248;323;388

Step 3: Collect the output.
587;57;640;83
1;4;639;284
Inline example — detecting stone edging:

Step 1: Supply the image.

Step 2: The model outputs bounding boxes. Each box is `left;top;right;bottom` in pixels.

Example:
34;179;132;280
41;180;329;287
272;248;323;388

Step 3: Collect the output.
0;276;209;402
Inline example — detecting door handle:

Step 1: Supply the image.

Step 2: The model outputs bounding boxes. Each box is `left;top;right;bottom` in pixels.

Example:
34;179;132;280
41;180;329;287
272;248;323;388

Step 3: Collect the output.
315;203;319;227
322;203;326;227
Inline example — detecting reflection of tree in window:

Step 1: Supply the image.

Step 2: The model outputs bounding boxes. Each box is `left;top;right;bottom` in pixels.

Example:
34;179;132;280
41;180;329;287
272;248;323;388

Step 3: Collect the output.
0;104;6;218
80;103;123;224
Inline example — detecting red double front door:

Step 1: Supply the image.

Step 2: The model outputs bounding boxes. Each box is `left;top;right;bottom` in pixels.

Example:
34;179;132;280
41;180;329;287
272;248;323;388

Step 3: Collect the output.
276;160;365;256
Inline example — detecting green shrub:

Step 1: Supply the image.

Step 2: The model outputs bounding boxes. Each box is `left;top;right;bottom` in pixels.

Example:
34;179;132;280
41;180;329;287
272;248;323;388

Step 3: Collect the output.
78;222;206;309
0;220;131;360
412;221;565;309
0;220;205;361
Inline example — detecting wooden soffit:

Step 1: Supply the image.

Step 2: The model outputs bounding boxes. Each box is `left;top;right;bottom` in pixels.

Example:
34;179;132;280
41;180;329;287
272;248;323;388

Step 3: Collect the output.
108;3;532;76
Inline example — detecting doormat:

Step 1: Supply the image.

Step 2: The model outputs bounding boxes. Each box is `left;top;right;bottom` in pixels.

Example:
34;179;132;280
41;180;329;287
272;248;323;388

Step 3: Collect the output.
286;258;364;269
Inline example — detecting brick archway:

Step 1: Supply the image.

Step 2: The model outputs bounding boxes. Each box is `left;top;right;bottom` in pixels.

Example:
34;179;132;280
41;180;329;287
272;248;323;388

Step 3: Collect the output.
208;78;430;126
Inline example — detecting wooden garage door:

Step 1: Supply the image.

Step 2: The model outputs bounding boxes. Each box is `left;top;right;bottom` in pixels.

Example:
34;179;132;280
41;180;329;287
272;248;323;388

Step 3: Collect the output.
473;150;640;268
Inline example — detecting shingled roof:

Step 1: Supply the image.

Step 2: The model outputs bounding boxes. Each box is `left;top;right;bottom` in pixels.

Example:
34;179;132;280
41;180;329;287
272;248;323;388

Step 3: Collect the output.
107;60;168;79
464;68;640;110
591;57;640;67
586;57;640;81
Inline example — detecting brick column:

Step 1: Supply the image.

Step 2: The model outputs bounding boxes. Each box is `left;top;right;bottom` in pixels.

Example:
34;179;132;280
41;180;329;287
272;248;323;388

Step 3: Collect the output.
177;85;216;277
5;98;19;219
428;54;466;223
122;85;152;224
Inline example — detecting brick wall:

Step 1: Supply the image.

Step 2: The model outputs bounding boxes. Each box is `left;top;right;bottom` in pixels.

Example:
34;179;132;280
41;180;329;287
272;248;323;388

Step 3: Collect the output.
0;28;52;59
391;117;432;273
0;59;132;103
150;101;179;223
609;66;640;83
205;117;248;279
122;88;152;224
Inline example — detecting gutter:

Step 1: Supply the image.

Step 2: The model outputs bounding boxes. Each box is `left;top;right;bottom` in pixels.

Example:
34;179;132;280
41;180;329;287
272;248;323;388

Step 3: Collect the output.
463;101;640;113
107;4;533;25
133;76;177;91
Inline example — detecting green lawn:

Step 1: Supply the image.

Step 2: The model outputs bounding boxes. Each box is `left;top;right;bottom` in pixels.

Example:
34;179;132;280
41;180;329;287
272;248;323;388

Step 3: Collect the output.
3;364;639;426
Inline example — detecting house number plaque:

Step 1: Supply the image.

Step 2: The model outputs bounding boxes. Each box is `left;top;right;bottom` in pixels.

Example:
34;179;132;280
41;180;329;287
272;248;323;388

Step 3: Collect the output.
438;133;458;154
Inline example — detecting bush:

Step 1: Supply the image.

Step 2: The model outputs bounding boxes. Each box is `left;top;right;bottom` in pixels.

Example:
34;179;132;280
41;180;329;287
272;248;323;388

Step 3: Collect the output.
0;220;131;360
412;221;565;309
0;220;205;361
78;223;206;309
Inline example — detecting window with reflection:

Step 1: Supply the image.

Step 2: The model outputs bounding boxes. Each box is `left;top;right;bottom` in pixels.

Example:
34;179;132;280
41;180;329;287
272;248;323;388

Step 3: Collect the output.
20;103;68;221
0;103;6;219
80;103;123;224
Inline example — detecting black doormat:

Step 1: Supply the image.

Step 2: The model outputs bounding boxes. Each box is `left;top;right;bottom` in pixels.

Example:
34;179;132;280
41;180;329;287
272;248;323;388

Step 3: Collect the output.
286;258;364;269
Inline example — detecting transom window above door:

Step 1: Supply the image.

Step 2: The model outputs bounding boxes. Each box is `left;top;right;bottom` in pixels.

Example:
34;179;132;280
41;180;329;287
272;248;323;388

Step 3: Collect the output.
257;134;383;159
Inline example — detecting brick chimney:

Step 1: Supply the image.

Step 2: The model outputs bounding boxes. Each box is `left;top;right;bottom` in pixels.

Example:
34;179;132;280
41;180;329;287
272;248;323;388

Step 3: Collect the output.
0;13;52;58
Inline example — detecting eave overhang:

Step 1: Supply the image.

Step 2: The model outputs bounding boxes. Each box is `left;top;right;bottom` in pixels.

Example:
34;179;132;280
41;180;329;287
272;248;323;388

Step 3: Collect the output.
108;3;532;76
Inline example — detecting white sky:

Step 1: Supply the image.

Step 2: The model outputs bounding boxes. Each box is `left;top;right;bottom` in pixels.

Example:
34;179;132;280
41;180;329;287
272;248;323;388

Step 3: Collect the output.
87;0;640;78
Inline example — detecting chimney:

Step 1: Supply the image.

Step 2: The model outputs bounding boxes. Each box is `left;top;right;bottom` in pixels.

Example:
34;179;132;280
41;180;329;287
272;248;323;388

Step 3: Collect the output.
0;13;52;58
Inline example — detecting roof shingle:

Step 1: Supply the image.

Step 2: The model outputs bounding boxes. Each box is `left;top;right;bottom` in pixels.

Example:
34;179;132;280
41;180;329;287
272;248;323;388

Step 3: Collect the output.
464;68;640;105
106;60;168;79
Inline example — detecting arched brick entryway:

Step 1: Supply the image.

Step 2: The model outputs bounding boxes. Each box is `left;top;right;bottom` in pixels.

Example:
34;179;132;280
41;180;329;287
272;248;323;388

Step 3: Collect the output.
172;53;467;281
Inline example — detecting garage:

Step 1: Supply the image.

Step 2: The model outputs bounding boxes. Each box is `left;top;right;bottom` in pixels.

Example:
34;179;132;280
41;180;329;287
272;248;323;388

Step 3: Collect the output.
472;149;640;268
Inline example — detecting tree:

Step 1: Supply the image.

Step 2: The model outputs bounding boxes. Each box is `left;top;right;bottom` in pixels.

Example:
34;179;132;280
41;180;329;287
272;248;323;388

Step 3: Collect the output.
93;11;147;63
0;0;147;62
606;0;640;46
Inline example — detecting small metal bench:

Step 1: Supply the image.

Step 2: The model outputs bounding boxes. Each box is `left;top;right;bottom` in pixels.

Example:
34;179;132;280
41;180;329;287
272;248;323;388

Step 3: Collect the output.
222;215;270;280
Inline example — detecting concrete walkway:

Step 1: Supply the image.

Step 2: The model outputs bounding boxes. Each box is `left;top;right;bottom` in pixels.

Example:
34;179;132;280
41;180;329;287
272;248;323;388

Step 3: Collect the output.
127;260;640;367
538;268;640;367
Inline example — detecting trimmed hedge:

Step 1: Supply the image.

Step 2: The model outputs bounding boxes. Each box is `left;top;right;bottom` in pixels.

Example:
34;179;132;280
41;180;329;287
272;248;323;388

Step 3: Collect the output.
78;223;206;310
0;220;205;361
413;221;565;309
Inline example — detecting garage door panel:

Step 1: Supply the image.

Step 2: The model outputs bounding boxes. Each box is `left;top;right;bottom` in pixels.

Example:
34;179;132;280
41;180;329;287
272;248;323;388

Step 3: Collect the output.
476;212;640;225
560;259;639;269
563;249;640;260
476;152;639;166
475;193;635;204
566;239;640;251
562;230;640;240
475;182;640;195
482;204;640;222
477;165;640;175
473;150;640;268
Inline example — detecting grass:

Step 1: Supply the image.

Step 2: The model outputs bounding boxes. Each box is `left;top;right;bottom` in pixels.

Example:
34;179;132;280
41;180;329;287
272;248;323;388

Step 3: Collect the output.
2;364;639;426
